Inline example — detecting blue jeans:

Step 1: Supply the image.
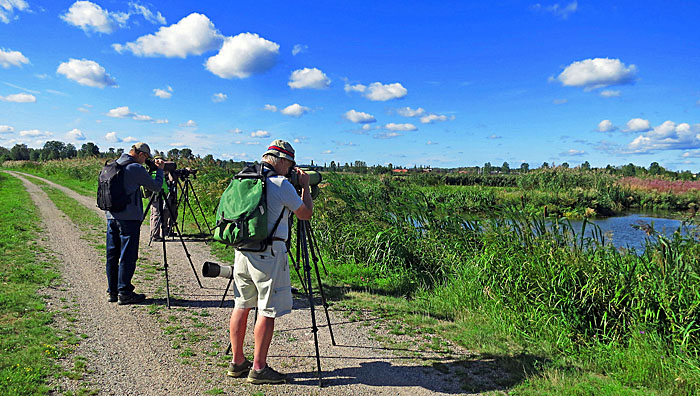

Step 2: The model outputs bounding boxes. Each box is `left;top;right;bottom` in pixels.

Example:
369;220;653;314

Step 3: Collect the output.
106;219;141;295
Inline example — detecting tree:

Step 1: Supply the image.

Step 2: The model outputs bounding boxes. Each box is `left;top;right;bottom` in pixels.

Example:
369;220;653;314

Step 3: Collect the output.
541;162;549;169
167;148;180;160
116;148;124;157
180;148;193;160
581;160;591;170
483;162;492;174
520;162;529;173
0;146;10;162
41;140;67;160
501;162;510;174
561;162;570;169
79;142;100;157
10;144;30;160
329;160;336;171
649;161;663;176
621;163;636;177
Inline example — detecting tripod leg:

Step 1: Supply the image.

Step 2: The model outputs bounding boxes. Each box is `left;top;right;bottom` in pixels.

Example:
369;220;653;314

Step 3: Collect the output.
180;179;204;236
300;220;323;387
158;196;171;308
304;222;335;346
220;277;233;308
161;191;204;288
187;179;213;234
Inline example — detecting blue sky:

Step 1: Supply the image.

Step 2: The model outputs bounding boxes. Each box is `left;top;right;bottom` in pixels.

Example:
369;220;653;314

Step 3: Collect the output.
1;1;699;170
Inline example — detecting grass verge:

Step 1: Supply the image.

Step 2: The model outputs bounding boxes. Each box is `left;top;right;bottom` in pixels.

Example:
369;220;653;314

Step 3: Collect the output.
0;172;62;395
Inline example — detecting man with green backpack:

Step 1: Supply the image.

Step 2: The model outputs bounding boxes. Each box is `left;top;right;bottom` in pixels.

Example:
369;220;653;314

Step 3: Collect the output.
224;140;313;384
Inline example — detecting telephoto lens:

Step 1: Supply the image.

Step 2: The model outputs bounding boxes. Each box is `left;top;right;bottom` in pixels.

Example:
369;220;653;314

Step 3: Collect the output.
201;261;234;279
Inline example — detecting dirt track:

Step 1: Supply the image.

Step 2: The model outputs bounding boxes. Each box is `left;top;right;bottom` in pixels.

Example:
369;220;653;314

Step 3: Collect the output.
6;170;508;395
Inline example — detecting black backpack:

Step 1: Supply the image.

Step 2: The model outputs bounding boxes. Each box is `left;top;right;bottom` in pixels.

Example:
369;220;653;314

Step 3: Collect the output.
97;158;134;212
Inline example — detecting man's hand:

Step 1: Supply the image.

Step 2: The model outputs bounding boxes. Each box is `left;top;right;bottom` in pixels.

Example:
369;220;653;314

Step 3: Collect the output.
154;158;165;169
295;167;310;187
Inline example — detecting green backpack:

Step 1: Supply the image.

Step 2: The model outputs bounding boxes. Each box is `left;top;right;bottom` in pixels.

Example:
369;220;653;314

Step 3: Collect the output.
212;164;286;251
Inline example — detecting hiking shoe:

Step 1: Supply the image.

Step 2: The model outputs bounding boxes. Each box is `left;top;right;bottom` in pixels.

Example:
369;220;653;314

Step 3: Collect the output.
108;293;118;303
247;365;287;384
226;359;252;377
118;293;146;305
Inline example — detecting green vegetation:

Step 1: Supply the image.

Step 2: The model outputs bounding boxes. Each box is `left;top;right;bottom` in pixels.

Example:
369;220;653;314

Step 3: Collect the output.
0;173;61;395
3;156;700;395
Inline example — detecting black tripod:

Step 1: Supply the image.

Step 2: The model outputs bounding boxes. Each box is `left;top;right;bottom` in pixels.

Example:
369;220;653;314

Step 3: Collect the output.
177;175;212;237
143;189;203;308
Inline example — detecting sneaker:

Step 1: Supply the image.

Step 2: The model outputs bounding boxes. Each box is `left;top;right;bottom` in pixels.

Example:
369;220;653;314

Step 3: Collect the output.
118;292;146;305
247;365;287;384
108;293;118;303
226;359;252;377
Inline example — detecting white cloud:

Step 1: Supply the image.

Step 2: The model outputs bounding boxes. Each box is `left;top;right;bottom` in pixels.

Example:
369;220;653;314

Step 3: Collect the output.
362;124;372;131
106;106;132;118
212;92;227;102
154;119;168;124
0;125;14;133
597;119;615;132
396;107;425;117
366;82;407;101
426;141;438;145
487;134;502;139
281;103;309;117
128;2;166;25
180;120;197;127
322;150;332;154
532;1;578;19
626;118;651;132
420;114;452;124
292;44;307;56
375;131;402;139
57;58;117;88
599;90;620;97
0;0;28;24
263;104;277;112
133;114;152;121
344;83;366;93
385;123;417;131
0;93;36;102
229;128;242;134
682;150;700;158
113;13;222;58
153;86;172;98
105;131;121;142
0;48;29;68
65;128;86;141
122;136;138;142
251;130;270;138
288;67;330;89
628;121;700;153
555;58;636;91
205;32;279;79
61;1;128;34
562;149;585;156
19;129;51;138
344;109;376;124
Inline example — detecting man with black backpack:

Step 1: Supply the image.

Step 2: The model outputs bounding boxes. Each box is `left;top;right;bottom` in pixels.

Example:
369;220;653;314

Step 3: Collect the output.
226;139;313;384
102;142;164;305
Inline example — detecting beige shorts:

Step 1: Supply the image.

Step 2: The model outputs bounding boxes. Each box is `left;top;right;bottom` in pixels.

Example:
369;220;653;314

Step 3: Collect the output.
233;241;293;318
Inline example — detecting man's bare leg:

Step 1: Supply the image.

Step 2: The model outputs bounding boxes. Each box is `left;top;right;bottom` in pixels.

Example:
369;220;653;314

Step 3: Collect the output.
253;315;275;370
230;307;251;364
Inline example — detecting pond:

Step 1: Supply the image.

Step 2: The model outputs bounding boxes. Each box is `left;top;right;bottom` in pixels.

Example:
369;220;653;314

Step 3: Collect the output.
568;212;694;253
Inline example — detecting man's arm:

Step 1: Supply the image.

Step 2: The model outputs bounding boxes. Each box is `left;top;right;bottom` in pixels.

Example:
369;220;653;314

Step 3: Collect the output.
292;168;313;220
133;159;164;192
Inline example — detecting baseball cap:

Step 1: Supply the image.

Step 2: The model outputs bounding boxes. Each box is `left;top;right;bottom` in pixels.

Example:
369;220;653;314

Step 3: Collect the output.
264;140;295;163
132;142;153;159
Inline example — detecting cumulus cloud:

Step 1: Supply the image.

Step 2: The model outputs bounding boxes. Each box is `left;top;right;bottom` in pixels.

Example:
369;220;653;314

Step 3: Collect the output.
205;32;279;78
212;92;227;103
362;124;372;131
153;86;172;98
531;1;578;19
562;149;585;156
597;119;615;132
62;1;164;34
0;48;29;68
122;136;138;142
113;13;222;58
0;125;14;133
396;107;425;117
20;129;51;138
420;113;452;124
105;106;164;123
600;90;620;97
65;128;86;141
375;131;402;139
57;58;117;88
554;58;636;91
628;121;700;153
288;68;330;89
229;128;242;134
292;44;307;56
0;93;36;102
626;118;651;132
385;123;417;131
251;130;270;138
180;120;197;127
345;81;408;101
0;0;29;24
344;109;376;124
105;131;121;142
281;103;309;117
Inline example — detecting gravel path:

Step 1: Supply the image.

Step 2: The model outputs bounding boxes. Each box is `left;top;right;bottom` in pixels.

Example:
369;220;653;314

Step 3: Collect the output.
7;171;509;395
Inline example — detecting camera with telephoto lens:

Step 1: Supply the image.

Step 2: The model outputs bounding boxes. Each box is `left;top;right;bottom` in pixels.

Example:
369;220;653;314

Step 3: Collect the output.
201;261;234;279
145;159;177;173
173;167;198;179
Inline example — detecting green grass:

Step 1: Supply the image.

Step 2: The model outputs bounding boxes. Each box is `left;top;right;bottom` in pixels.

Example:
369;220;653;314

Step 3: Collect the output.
0;172;62;395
